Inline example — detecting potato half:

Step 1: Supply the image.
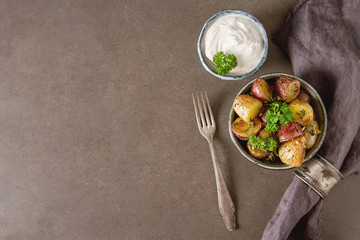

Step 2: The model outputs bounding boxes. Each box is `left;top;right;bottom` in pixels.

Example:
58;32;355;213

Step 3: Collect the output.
277;122;304;143
233;95;263;123
278;136;306;167
231;117;262;140
251;78;273;102
304;120;321;149
274;76;301;103
247;141;269;159
289;99;314;126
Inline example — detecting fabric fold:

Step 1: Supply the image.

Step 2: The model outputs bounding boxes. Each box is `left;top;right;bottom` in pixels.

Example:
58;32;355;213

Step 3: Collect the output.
262;0;360;239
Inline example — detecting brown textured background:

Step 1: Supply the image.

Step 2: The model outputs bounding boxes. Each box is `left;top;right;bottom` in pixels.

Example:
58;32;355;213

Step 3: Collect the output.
0;0;358;239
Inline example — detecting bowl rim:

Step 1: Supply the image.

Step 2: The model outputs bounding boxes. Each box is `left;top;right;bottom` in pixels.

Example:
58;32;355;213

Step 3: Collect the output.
197;9;268;81
228;72;328;170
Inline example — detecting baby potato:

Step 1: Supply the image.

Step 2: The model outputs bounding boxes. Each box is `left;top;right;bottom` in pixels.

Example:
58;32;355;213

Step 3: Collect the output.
233;95;263;123
231;117;262;140
258;129;276;139
278;136;306;167
277;122;304;143
304;120;321;149
259;106;269;123
288;99;314;126
296;90;311;103
247;141;269;159
251;77;273;102
274;76;301;103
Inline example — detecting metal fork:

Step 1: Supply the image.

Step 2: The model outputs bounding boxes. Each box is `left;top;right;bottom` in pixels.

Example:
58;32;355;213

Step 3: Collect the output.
192;92;236;231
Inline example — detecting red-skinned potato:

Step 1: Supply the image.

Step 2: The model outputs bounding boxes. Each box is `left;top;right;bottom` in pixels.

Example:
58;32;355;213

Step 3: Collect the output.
251;78;273;102
247;141;268;159
296;90;311;103
259;106;268;123
231;117;262;140
289;99;314;125
274;76;301;103
304;120;321;149
278;136;306;167
277;122;304;143
233;95;263;123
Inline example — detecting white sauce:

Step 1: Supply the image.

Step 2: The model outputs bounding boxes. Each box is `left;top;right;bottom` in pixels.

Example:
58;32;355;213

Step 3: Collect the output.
204;14;264;76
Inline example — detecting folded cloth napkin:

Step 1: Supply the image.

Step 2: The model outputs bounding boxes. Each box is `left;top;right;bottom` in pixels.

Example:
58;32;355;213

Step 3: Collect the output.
262;0;360;239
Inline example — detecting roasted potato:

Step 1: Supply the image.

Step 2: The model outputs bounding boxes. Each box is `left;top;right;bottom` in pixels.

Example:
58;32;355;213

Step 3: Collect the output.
251;77;273;102
247;141;269;159
274;76;301;103
259;106;268;123
304;120;321;149
289;99;314;126
278;136;306;167
296;90;311;103
232;117;262;140
258;129;277;140
233;95;263;123
277;122;304;143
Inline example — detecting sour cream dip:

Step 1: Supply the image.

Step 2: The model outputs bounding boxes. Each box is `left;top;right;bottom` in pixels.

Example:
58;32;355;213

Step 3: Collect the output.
204;14;264;76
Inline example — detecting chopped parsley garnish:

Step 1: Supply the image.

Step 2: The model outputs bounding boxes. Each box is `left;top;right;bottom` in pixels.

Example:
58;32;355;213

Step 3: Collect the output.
213;51;237;75
266;152;277;162
248;136;277;152
265;101;293;133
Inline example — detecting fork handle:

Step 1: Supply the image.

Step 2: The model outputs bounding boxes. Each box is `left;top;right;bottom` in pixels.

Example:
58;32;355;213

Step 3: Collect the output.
208;140;236;231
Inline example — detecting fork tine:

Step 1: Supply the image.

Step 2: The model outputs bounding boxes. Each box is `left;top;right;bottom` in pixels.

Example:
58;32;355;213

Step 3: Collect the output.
196;93;206;127
201;92;210;126
192;93;202;129
204;92;215;126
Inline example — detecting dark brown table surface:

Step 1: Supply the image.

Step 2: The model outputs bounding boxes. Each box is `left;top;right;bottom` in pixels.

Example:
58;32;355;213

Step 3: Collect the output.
0;0;359;239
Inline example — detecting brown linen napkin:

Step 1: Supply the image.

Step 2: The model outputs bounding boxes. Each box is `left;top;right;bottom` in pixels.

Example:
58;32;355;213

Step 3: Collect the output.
262;0;360;239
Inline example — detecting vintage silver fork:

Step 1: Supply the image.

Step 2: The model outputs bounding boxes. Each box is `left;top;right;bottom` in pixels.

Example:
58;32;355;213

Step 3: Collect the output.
192;92;236;231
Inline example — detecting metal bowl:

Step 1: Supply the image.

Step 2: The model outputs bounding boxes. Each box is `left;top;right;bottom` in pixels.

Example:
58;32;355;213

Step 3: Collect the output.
228;73;327;170
197;10;268;81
